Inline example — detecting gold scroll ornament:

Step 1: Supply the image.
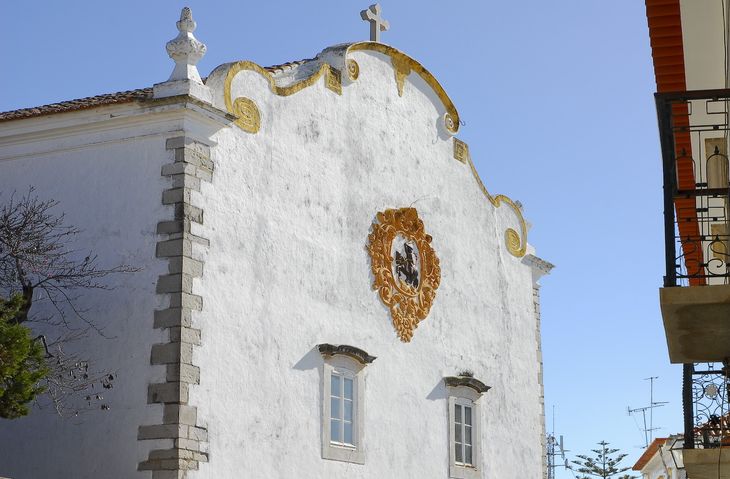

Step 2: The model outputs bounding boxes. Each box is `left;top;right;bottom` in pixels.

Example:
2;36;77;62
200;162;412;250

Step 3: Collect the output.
367;208;441;342
231;97;261;133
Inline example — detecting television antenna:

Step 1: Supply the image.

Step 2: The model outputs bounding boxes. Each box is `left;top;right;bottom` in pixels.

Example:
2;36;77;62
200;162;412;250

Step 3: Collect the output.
627;376;668;448
547;406;570;479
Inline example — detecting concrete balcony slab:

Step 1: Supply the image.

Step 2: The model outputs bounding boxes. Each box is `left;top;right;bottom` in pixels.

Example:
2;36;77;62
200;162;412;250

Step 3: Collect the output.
684;448;730;479
660;284;730;363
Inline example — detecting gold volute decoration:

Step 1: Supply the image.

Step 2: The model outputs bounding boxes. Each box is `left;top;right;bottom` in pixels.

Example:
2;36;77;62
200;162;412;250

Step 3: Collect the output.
367;208;441;342
223;61;342;133
347;59;360;81
462;141;527;257
231;97;261;133
452;138;527;257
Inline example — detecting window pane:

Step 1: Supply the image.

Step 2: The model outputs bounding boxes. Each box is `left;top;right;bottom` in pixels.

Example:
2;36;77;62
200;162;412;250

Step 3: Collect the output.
455;421;462;443
344;399;353;421
344;421;353;445
465;406;472;426
331;419;341;442
465;444;473;465
331;396;340;420
465;424;472;446
331;375;340;397
344;378;353;400
455;404;462;424
455;441;463;463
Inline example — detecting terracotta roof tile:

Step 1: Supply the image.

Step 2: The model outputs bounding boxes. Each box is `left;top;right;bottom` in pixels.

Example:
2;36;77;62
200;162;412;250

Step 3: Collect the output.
0;55;319;124
0;88;153;123
264;58;313;74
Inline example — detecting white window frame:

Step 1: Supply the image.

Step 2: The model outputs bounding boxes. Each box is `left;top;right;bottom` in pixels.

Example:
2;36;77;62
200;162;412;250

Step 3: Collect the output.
448;386;482;479
321;354;367;464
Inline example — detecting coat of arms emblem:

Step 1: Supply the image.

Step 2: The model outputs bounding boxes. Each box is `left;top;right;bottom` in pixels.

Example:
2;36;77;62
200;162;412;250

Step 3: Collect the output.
367;208;441;342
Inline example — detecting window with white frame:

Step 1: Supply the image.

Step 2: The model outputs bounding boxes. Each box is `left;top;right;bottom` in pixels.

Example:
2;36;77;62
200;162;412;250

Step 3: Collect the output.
329;369;355;447
445;374;491;479
318;344;375;464
453;398;475;467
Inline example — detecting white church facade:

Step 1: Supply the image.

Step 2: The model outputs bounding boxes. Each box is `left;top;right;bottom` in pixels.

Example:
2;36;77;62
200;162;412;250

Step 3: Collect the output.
0;7;551;479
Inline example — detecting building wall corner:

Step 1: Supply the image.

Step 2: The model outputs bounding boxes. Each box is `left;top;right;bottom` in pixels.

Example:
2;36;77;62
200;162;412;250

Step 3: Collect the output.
138;135;214;477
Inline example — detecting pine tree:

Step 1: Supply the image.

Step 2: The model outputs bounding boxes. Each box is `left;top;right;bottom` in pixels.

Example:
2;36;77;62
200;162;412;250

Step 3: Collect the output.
0;295;48;418
571;441;635;479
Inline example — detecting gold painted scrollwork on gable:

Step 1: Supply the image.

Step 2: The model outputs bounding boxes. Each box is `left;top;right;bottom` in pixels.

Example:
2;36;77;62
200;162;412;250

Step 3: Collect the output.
367;208;441;342
347;60;360;81
390;54;411;97
453;138;469;163
444;113;457;136
346;42;460;135
325;65;342;95
505;228;523;257
231;97;260;133
223;60;343;132
461;142;527;258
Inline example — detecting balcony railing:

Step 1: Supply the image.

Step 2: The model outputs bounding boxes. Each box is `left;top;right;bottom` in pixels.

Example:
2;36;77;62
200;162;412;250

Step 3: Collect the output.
683;362;730;449
656;89;730;287
657;91;730;452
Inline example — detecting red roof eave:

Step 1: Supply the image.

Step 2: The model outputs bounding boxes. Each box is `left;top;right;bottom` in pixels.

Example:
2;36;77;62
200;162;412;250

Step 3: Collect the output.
645;0;704;285
632;437;668;471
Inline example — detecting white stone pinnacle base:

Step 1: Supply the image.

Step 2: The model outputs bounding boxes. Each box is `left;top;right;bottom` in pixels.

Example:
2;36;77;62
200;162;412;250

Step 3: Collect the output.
154;80;212;104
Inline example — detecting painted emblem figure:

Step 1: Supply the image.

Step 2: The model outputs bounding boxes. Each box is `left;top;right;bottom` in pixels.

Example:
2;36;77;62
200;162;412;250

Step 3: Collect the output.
367;208;441;342
393;237;419;288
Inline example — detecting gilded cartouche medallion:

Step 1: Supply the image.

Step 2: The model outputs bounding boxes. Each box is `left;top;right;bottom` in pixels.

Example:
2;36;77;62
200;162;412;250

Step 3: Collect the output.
367;208;441;342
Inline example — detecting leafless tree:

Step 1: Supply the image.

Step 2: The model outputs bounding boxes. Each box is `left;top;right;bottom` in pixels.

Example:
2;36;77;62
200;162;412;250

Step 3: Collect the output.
0;188;136;416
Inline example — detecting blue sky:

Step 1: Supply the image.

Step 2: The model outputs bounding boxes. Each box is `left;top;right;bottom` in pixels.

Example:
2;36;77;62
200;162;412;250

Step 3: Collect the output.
1;1;673;475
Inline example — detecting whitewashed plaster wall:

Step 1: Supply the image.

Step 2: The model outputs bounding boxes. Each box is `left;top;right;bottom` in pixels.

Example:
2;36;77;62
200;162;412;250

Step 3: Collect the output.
0;109;186;479
0;45;544;479
191;49;543;478
680;0;727;90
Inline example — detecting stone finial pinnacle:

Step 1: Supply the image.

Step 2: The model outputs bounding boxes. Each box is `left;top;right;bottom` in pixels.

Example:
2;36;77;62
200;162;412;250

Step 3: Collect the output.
165;6;206;83
177;6;196;33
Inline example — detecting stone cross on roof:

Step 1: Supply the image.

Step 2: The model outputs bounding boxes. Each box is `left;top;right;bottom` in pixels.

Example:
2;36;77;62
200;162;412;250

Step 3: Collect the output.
360;4;389;43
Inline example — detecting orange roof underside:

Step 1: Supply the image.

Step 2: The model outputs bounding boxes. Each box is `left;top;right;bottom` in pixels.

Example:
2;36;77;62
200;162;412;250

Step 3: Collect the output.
646;0;704;285
632;437;668;471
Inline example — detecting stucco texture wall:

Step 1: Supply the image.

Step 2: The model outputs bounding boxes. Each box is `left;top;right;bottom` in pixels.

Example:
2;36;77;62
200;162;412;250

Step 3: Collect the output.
191;49;542;478
0;128;170;478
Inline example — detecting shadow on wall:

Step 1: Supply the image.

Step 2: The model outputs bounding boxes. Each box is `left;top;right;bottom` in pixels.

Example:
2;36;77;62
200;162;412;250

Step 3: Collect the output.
293;346;323;371
426;379;449;401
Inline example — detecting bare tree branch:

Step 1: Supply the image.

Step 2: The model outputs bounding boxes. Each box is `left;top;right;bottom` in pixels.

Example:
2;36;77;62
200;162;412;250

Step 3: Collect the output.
0;188;137;416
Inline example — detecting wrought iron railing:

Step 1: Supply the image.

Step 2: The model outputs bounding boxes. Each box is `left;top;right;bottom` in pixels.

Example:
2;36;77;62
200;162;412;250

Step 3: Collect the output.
656;89;730;287
657;91;730;450
683;362;730;449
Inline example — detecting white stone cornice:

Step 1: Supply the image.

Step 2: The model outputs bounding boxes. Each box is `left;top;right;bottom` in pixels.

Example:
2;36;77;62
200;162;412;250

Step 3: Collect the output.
522;254;555;285
0;100;232;162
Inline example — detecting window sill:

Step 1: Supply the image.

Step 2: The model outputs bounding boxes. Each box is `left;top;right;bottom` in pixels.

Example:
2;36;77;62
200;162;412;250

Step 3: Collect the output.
322;443;365;464
449;464;480;479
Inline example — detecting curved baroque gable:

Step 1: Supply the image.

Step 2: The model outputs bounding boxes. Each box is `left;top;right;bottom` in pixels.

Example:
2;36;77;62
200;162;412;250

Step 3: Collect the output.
204;42;527;258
